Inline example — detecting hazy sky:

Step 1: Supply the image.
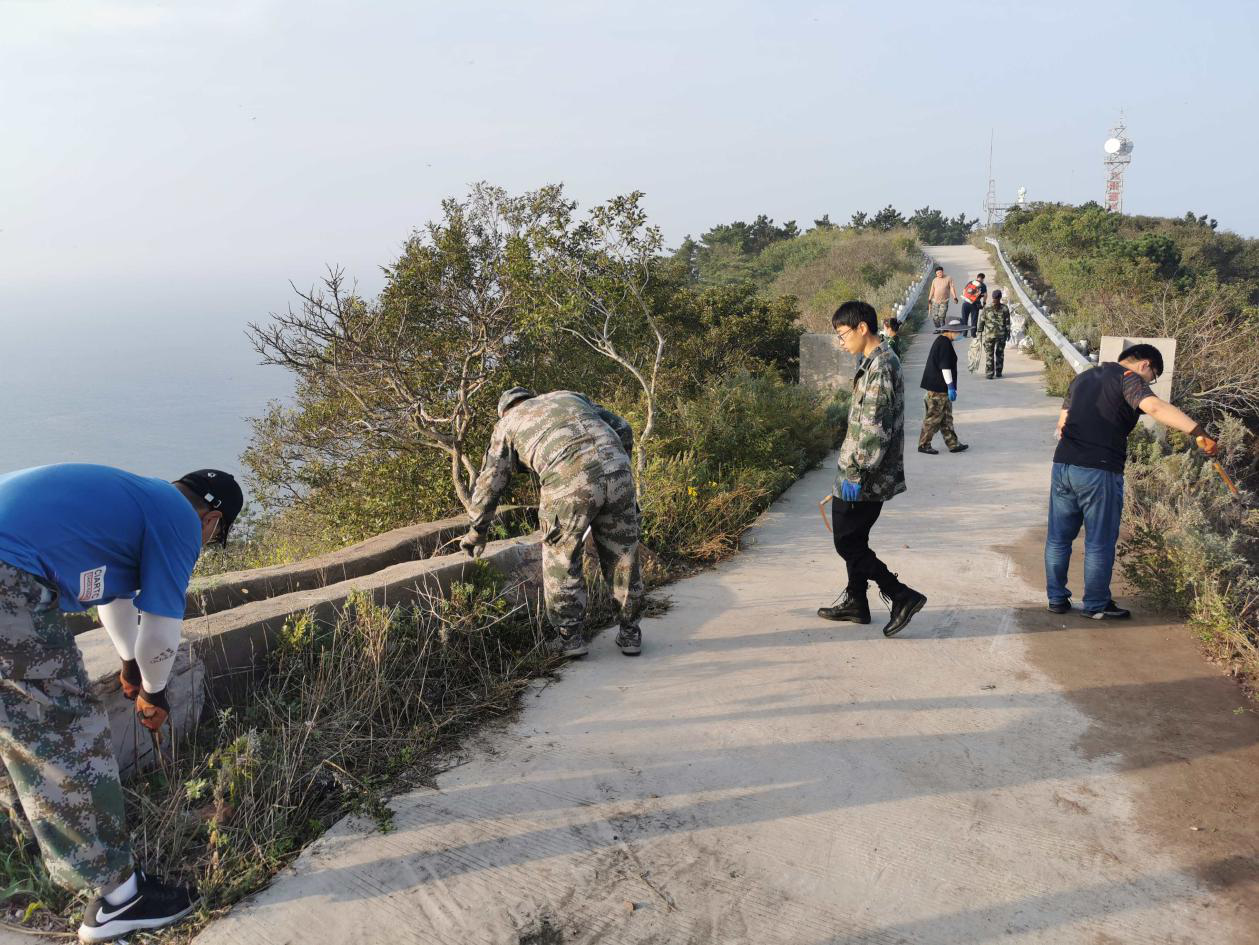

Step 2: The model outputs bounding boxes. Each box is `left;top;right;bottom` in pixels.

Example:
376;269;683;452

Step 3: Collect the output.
4;0;1258;312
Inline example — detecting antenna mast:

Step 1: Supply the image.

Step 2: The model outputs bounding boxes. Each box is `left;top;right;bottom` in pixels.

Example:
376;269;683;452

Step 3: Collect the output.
1103;115;1134;213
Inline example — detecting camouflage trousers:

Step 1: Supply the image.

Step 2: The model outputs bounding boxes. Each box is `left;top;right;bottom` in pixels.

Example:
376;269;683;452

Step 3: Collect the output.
919;391;960;449
927;300;949;328
541;468;643;637
984;339;1006;377
0;563;131;892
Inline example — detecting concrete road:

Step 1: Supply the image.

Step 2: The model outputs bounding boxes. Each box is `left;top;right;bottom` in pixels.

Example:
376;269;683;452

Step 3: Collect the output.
194;244;1259;945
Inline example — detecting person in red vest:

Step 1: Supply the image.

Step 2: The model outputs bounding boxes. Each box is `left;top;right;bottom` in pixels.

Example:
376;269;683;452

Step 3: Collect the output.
960;273;987;338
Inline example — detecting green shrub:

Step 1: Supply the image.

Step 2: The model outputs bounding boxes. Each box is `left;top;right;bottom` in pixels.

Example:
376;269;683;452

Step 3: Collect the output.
1120;418;1259;696
636;372;846;560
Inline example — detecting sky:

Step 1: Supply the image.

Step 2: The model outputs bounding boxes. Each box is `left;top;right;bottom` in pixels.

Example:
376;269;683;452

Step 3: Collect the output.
3;0;1258;324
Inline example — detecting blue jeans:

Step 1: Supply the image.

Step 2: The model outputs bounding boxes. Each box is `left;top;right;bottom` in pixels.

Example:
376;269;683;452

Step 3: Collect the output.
1044;462;1124;612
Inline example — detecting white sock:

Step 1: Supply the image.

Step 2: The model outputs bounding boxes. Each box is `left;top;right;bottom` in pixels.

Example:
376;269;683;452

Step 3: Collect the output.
103;870;138;906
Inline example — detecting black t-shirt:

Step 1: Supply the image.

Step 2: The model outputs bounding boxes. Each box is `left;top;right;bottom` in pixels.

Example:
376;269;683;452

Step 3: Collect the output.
920;335;959;393
1053;362;1154;473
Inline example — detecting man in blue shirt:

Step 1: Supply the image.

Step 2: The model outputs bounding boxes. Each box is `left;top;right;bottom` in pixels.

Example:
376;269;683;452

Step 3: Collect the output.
0;464;241;942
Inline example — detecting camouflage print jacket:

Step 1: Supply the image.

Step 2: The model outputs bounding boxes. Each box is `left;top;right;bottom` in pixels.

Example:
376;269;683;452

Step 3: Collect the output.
467;390;633;534
978;303;1012;344
836;342;907;502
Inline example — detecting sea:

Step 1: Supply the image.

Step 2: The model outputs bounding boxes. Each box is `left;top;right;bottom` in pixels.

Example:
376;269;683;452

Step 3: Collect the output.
1;301;293;487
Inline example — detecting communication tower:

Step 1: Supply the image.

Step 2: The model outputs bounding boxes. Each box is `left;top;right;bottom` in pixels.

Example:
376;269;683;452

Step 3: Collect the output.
1103;117;1134;213
982;133;1020;228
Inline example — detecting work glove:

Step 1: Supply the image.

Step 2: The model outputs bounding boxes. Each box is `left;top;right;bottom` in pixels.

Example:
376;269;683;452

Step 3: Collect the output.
947;384;957;403
119;659;142;701
459;529;486;559
1193;431;1219;456
840;479;862;502
136;687;170;732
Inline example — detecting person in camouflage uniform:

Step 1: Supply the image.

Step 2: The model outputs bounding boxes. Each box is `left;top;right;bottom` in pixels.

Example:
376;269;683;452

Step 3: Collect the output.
926;265;958;329
0;563;130;889
918;318;969;455
461;388;644;657
817;301;927;637
978;289;1012;379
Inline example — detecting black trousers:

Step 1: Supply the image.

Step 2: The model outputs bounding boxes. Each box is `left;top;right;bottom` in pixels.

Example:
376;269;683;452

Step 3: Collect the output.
961;300;980;337
832;499;900;596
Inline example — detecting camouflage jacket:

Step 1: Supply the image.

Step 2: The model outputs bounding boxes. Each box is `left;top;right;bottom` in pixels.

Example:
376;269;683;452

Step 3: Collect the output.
978;303;1011;344
836;342;906;501
468;391;633;534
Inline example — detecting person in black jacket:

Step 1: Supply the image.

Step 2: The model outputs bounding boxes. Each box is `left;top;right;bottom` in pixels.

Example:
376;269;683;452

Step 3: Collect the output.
917;318;969;455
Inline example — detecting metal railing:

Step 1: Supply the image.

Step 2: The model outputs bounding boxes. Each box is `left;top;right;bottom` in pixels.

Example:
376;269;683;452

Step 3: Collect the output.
985;236;1091;375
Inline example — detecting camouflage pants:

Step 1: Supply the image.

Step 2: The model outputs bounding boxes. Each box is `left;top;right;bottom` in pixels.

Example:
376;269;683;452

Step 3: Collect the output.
984;339;1006;377
919;391;960;449
928;300;949;328
0;563;131;892
541;468;643;636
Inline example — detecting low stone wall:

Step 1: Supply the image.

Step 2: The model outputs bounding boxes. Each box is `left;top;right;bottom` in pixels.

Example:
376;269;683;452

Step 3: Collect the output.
83;534;542;775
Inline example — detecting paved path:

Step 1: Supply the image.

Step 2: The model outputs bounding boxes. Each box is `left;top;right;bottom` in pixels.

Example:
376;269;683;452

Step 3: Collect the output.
195;245;1259;945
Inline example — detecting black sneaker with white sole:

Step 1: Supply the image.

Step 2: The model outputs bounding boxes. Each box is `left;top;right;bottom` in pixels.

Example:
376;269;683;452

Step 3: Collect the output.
78;871;197;943
1080;600;1131;620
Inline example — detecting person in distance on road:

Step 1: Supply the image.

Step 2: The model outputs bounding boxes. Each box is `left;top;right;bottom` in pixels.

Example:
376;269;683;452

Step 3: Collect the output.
0;464;243;942
926;265;958;329
460;389;644;658
960;272;987;338
977;289;1012;379
917;318;969;455
882;317;904;360
1046;344;1218;620
818;301;928;638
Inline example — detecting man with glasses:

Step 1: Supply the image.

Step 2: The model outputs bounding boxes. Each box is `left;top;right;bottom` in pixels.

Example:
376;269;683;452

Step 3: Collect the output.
818;301;927;638
1046;344;1218;619
0;464;242;941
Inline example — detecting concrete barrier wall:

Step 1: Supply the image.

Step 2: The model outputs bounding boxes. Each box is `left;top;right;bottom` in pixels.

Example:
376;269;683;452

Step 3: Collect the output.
83;534;543;775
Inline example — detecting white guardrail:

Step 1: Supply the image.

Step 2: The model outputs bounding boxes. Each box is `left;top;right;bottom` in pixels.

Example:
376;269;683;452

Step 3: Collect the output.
985;236;1091;375
892;253;935;324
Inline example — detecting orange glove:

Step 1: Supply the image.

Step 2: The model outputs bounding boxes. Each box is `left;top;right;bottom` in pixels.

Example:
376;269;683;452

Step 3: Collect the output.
1195;435;1219;456
136;688;169;732
119;659;142;701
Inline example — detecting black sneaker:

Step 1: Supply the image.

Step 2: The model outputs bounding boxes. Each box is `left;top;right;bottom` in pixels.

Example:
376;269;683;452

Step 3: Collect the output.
615;625;641;656
948;443;970;453
1047;599;1071;614
1081;600;1131;620
78;871;198;943
818;590;871;624
881;586;927;637
917;445;939;455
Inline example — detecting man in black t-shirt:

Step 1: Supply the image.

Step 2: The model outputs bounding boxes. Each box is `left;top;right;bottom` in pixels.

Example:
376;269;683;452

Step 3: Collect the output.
917;318;969;455
1046;343;1217;619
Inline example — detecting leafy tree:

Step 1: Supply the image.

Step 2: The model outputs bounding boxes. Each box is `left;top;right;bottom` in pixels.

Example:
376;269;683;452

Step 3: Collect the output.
870;205;906;231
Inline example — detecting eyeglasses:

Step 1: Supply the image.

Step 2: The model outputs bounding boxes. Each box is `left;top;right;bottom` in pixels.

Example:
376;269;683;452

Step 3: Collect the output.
835;328;853;341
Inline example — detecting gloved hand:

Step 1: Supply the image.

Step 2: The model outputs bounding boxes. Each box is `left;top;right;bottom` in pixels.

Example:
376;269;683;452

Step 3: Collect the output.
136;687;169;732
119;659;142;701
1190;425;1219;456
947;384;957;402
459;529;486;559
840;479;862;502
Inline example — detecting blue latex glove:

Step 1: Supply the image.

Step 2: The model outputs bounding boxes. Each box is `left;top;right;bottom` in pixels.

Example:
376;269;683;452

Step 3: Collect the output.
840;479;862;502
947;384;957;402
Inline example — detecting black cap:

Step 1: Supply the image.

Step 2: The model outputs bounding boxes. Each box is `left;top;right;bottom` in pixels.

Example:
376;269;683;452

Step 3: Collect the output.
176;470;244;545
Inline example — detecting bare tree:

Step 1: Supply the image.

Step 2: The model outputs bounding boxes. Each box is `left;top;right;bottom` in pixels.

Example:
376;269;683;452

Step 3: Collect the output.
248;184;533;511
528;191;667;488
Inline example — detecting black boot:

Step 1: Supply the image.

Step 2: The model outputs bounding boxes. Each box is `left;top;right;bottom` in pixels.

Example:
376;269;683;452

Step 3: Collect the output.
818;589;871;624
881;584;927;637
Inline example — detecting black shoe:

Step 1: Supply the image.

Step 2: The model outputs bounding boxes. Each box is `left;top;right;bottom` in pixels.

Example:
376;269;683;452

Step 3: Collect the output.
79;871;198;943
1081;600;1131;620
881;586;927;637
615;625;642;656
917;445;939;455
948;443;969;453
996;372;1003;378
1047;599;1071;614
818;590;871;624
985;374;995;379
